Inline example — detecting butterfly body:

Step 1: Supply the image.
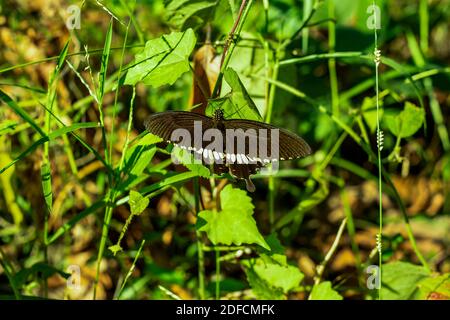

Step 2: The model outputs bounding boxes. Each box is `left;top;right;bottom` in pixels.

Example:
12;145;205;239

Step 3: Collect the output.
145;110;311;192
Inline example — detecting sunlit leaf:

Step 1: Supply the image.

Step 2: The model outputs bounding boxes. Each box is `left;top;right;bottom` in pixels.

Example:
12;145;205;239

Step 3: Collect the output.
124;29;196;87
206;68;262;121
384;102;425;138
165;0;218;30
129;190;149;216
381;261;430;300
197;184;269;249
309;281;343;300
414;273;450;300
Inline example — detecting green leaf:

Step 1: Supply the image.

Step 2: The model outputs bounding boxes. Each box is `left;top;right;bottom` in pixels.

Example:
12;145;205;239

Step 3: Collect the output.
197;184;269;249
244;235;304;299
108;244;123;255
381;261;430;300
123;133;161;177
98;20;113;100
136;132;163;146
0;120;18;136
261;233;287;265
165;0;218;30
124;29;196;87
414;273;450;300
172;146;210;178
227;34;267;114
309;281;343;300
0;89;46;137
206;68;262;121
41;163;52;213
244;264;285;300
384;102;425;138
252;261;304;293
129;190;149;216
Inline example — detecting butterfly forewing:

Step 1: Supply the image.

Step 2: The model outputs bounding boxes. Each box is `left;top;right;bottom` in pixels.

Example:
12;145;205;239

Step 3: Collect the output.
144;110;312;191
145;111;214;146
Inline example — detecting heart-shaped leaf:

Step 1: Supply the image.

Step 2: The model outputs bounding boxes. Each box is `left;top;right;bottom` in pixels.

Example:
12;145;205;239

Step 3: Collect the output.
129;190;149;216
197;184;269;249
384;102;425;138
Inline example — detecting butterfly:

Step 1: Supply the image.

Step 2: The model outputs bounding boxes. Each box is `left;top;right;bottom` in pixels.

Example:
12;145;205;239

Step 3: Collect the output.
145;109;311;192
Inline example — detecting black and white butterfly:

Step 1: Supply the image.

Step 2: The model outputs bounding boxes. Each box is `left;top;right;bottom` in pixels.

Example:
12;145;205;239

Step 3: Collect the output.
145;109;311;192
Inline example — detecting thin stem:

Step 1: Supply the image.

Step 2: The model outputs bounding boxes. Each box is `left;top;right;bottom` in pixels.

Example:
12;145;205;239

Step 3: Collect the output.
212;0;253;98
373;0;383;300
119;86;137;171
419;0;429;55
280;0;318;50
0;247;21;299
265;58;279;229
116;239;146;299
340;188;363;287
93;192;115;299
313;218;348;285
215;248;220;300
194;177;206;299
109;15;131;167
302;0;313;53
328;0;339;116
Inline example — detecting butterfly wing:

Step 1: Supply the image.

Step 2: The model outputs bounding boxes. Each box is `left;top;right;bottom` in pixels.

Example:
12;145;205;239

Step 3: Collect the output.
145;111;214;148
222;119;312;161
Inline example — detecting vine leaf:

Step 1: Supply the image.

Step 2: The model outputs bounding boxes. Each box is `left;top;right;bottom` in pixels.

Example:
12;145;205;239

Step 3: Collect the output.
384;102;425;138
243;234;304;299
129;190;149;216
206;68;262;121
309;281;343;300
381;261;430;300
414;273;450;300
124;29;196;87
165;0;218;30
197;184;269;249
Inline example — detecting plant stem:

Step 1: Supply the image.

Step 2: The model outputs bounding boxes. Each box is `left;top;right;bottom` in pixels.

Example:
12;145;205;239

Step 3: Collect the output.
419;0;429;55
372;0;383;299
194;177;206;299
0;247;21;299
212;0;253;98
265;58;279;229
340;188;363;287
328;0;339;116
215;248;220;300
93;191;115;299
302;0;313;53
109;16;131;167
313;218;347;285
116;239;146;299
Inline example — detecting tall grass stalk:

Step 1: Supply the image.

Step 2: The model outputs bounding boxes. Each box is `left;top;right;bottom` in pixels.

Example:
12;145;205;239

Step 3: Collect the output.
328;0;339;116
94;12;131;299
372;0;383;300
193;177;206;299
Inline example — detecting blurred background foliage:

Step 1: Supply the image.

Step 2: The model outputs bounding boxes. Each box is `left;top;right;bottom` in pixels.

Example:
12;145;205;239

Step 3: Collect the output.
0;0;449;300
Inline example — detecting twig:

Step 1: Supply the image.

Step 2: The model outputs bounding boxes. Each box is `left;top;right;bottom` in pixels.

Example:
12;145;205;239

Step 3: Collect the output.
314;218;347;285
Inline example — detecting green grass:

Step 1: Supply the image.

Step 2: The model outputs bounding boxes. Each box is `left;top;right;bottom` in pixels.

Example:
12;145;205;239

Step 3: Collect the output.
0;0;448;301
